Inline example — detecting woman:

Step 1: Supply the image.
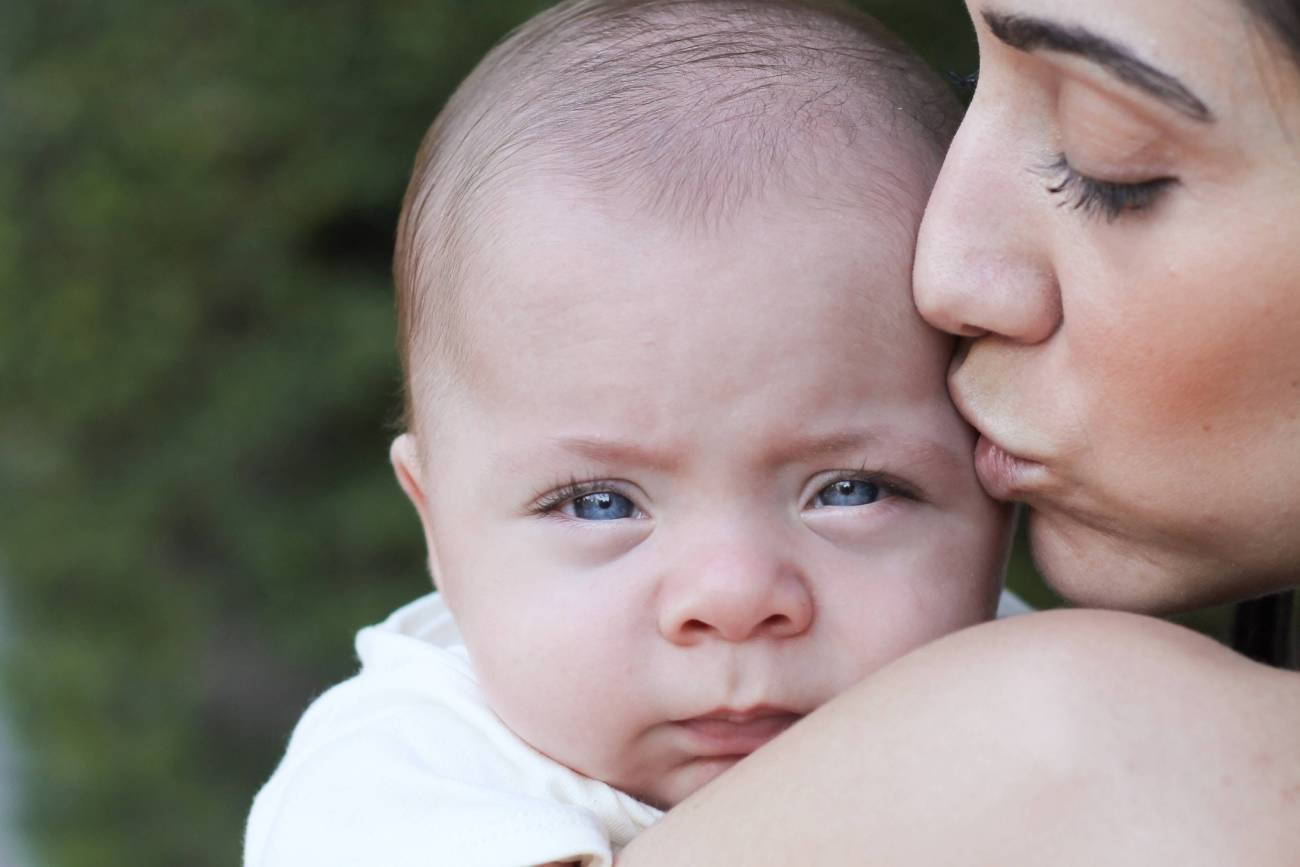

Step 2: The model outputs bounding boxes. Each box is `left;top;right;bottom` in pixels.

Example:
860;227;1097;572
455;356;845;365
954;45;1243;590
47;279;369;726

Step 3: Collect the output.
622;0;1300;861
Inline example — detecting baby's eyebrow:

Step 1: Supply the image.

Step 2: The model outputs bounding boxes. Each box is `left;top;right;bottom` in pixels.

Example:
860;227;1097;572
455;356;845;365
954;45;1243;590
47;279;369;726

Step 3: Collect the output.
496;430;962;476
762;430;877;465
761;429;964;475
548;435;683;473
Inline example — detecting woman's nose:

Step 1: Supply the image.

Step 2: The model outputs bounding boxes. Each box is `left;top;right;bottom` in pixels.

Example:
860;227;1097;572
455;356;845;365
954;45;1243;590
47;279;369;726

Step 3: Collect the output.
913;109;1061;345
658;541;814;646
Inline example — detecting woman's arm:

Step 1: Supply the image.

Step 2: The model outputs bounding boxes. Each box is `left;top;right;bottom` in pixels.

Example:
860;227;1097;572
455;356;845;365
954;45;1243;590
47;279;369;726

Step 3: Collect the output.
619;609;1300;866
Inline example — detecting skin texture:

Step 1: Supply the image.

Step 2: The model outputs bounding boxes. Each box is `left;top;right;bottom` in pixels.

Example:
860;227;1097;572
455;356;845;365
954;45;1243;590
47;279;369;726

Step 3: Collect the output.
914;0;1300;612
621;609;1300;865
392;170;1010;810
619;0;1300;863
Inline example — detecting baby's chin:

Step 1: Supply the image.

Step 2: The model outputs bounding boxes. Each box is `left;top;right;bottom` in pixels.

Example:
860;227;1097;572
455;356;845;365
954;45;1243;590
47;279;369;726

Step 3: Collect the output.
628;755;747;810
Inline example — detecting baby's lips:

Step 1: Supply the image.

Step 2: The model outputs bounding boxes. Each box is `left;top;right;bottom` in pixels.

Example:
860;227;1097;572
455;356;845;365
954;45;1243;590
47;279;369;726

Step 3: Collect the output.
673;707;803;756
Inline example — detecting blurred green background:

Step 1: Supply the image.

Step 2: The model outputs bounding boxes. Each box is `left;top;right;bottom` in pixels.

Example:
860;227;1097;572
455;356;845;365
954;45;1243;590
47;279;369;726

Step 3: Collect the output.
0;2;1286;866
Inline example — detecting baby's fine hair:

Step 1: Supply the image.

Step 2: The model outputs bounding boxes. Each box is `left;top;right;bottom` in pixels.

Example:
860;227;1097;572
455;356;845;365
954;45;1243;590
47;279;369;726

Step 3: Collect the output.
394;0;962;431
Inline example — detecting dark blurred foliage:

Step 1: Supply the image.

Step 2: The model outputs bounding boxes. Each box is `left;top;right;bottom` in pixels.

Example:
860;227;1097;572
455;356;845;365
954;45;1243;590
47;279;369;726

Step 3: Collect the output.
0;2;1266;866
2;3;558;863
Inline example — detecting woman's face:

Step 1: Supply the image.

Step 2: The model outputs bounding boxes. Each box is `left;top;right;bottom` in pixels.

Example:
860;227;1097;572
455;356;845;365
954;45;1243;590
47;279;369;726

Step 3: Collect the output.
915;0;1300;612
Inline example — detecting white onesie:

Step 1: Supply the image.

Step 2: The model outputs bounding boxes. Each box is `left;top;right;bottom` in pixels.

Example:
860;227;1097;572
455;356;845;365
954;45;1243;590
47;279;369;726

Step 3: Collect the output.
244;593;663;867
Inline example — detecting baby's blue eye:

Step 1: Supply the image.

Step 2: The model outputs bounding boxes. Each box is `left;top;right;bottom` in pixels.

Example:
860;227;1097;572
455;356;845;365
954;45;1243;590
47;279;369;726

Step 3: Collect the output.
815;479;881;508
570;491;636;520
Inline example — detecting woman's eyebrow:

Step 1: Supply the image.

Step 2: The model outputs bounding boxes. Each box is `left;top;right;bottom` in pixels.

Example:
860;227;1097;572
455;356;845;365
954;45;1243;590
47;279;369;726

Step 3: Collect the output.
981;8;1214;123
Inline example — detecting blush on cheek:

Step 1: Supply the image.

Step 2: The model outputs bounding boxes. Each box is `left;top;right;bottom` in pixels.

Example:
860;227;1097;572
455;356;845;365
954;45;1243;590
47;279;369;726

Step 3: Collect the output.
1084;211;1300;440
1083;278;1289;442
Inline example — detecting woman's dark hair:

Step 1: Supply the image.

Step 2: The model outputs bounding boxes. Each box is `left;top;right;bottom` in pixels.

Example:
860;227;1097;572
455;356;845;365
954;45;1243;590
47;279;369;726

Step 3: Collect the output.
1245;0;1300;60
1233;1;1299;671
1232;592;1295;669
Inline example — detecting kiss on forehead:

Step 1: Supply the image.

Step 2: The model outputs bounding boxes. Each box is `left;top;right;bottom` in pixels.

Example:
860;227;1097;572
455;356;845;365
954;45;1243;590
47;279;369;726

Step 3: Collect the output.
249;2;1016;863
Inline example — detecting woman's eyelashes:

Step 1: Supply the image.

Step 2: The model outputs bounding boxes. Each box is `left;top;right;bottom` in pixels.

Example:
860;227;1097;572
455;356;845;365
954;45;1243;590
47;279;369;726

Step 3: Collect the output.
1044;153;1177;221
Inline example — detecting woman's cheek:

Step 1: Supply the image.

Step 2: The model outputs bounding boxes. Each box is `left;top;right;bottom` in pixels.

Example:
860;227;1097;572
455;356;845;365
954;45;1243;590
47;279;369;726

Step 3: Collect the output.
1079;225;1291;443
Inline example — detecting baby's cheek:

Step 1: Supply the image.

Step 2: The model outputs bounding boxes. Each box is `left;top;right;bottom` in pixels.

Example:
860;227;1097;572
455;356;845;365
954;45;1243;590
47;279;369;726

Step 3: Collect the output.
468;611;633;770
827;552;989;683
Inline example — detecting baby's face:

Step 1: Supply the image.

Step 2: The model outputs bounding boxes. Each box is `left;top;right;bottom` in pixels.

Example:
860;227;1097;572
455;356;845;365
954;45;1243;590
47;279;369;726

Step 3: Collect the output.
401;174;1009;809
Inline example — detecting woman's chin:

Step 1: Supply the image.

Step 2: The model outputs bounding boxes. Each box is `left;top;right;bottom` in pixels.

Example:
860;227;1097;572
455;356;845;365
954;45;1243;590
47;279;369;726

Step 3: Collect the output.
1026;511;1249;615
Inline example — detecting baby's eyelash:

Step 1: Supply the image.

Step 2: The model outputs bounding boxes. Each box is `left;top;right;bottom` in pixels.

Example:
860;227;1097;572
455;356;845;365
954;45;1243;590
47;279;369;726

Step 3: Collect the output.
530;477;619;515
1044;154;1177;222
530;468;923;515
820;467;922;502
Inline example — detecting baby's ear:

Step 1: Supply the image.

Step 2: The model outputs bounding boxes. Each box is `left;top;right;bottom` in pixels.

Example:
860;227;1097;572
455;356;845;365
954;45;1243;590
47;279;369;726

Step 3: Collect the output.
390;433;442;582
390;433;427;515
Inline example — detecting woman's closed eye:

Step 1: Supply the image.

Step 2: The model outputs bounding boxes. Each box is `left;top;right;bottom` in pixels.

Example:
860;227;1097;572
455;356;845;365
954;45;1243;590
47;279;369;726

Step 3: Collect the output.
1045;153;1178;221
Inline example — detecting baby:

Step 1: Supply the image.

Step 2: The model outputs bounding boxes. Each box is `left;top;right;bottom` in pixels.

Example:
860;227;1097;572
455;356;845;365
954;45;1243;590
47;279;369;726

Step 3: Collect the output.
246;1;1016;864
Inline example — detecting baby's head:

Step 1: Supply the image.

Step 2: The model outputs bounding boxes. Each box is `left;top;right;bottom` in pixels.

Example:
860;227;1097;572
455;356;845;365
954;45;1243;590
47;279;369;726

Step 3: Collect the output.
390;0;1010;809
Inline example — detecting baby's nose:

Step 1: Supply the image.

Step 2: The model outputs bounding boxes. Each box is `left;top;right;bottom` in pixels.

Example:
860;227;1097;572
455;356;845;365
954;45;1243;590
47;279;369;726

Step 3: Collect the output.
658;544;814;645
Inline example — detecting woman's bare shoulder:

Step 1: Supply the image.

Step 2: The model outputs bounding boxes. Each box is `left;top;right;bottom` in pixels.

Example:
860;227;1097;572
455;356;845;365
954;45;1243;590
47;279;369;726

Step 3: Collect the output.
920;609;1300;784
620;609;1300;866
939;609;1300;860
952;606;1296;707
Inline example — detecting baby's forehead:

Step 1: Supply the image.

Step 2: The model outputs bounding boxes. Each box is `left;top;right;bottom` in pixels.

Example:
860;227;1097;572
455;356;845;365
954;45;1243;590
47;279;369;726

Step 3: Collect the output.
484;161;924;285
393;0;964;433
416;179;964;492
436;169;949;407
